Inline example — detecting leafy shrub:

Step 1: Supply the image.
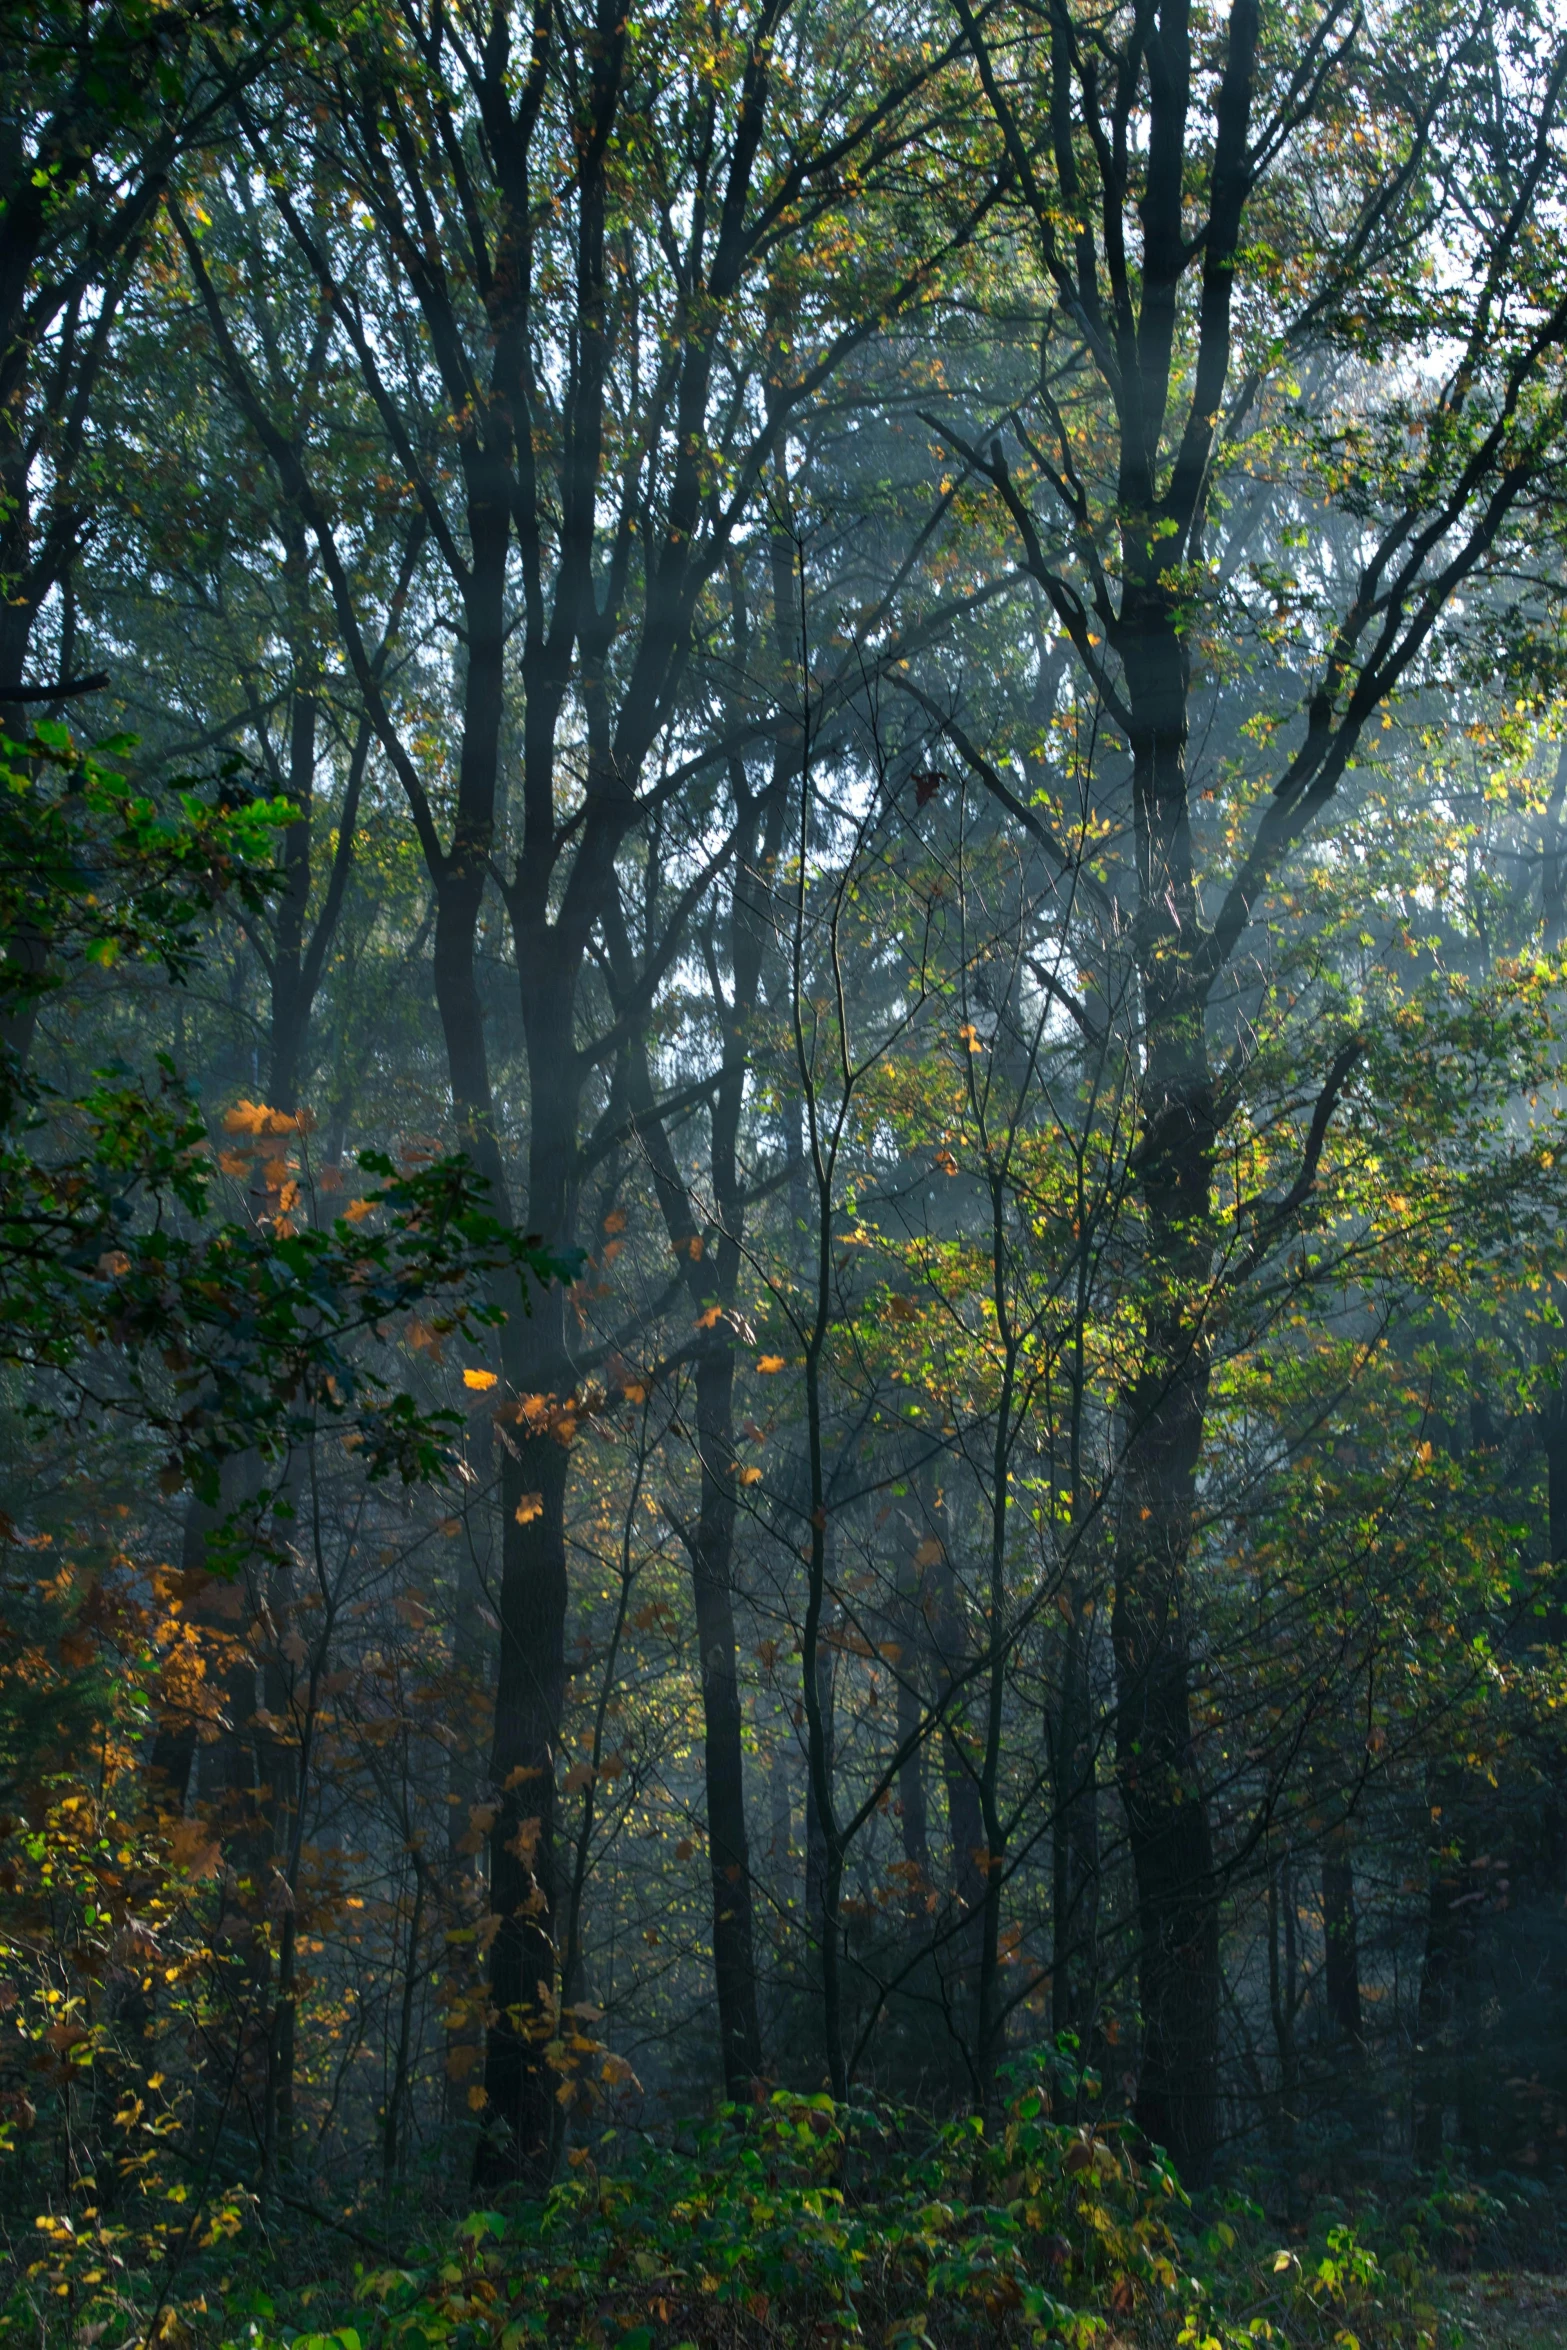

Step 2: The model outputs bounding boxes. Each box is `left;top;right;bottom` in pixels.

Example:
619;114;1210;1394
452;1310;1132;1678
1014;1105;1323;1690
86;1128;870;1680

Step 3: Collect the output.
187;2085;1445;2350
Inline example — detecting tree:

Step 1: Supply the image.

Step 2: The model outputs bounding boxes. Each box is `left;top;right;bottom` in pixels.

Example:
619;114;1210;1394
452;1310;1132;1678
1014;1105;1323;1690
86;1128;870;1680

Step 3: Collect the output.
943;0;1567;2180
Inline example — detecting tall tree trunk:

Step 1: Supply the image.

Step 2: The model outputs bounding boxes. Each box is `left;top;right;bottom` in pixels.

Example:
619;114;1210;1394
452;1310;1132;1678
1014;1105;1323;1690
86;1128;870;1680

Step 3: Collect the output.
1267;1845;1299;2168
1048;1588;1100;2058
442;1543;490;2160
931;1551;986;2011
1111;587;1222;2184
689;1346;763;2094
268;515;319;1115
803;1604;837;2049
1414;1780;1470;2168
1321;1821;1364;2056
608;751;790;2099
478;1019;575;2186
894;1537;931;1900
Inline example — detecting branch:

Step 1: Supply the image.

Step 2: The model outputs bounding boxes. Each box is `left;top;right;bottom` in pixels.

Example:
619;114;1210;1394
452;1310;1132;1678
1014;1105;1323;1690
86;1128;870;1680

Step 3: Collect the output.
1228;1035;1364;1287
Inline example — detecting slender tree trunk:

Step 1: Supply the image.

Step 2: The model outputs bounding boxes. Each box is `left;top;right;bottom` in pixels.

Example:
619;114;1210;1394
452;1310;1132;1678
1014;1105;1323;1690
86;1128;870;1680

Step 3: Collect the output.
689;1347;763;2093
608;756;788;2098
1048;1588;1100;2058
1544;1380;1567;1575
803;1598;838;2069
1268;1847;1298;2168
1321;1822;1364;2056
258;1559;300;2188
929;1547;985;2006
268;515;319;1114
894;1540;931;1899
1415;1789;1468;2168
383;1867;427;2195
442;1543;490;2158
975;1319;1017;2097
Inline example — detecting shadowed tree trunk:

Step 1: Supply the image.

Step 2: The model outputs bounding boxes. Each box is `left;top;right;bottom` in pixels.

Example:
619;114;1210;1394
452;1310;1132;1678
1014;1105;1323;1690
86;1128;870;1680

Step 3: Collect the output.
1321;1821;1364;2056
1048;1586;1100;2058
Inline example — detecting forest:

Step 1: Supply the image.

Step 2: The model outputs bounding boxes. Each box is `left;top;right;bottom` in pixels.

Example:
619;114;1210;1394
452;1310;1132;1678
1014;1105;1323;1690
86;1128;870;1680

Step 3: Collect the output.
7;0;1567;2343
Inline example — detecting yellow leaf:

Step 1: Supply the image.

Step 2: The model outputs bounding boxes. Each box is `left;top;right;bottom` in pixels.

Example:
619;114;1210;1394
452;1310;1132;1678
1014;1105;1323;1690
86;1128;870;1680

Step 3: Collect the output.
515;1493;543;1525
467;2084;488;2110
959;1022;983;1052
463;1368;498;1391
756;1355;786;1374
738;1466;763;1486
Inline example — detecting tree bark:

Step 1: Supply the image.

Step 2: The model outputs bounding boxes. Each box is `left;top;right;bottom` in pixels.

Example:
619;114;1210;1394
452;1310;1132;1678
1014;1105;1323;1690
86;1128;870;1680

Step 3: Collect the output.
1321;1822;1364;2055
1047;1588;1100;2057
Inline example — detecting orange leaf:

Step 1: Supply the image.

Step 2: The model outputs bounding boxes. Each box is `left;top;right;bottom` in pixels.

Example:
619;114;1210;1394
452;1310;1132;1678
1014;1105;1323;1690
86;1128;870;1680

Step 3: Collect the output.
222;1097;270;1136
463;1368;498;1391
515;1493;543;1525
756;1354;786;1374
166;1821;221;1881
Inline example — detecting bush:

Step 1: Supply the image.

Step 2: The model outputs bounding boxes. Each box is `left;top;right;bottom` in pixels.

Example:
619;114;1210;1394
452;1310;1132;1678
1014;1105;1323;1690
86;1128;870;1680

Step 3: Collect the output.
166;2084;1448;2350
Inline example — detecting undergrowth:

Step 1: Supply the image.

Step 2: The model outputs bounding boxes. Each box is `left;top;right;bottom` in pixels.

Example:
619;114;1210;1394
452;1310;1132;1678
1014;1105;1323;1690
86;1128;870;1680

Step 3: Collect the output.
0;2078;1453;2350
